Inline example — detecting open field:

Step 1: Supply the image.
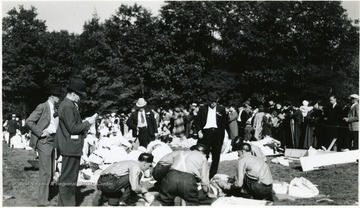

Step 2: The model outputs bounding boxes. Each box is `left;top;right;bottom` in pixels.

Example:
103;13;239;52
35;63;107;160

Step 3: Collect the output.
2;142;358;206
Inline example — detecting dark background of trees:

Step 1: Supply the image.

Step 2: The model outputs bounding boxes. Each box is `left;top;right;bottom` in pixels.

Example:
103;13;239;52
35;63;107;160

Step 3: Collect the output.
3;1;359;119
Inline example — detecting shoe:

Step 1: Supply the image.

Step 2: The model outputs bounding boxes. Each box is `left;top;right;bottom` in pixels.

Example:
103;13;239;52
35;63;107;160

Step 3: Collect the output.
119;202;127;206
92;190;103;206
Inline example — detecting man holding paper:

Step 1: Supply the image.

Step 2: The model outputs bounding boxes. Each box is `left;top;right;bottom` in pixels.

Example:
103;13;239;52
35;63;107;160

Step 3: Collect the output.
55;77;97;206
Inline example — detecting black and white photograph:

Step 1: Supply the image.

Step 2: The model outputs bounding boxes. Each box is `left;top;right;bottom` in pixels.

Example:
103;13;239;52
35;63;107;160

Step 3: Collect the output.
2;0;359;206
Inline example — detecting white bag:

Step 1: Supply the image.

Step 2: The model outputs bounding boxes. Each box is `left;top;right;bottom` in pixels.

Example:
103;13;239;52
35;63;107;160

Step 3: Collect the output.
288;177;319;198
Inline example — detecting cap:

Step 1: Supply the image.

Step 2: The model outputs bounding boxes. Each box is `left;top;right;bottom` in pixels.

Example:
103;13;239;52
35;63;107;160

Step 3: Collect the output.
349;94;359;99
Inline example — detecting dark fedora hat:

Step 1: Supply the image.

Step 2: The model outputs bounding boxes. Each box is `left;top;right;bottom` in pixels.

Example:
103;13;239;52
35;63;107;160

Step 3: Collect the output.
68;77;87;96
48;84;63;97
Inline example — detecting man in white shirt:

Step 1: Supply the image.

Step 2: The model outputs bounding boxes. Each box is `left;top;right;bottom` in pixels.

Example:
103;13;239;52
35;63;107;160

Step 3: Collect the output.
156;144;211;206
126;98;158;148
26;85;63;206
92;153;153;206
195;92;228;179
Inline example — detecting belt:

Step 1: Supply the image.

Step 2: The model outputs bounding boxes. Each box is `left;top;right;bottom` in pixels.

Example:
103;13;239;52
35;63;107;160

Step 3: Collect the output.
245;174;272;186
102;174;122;179
204;128;218;130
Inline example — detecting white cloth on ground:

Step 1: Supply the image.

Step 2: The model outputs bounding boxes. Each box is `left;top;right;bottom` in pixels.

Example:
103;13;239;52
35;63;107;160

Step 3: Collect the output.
288;177;319;198
249;136;281;156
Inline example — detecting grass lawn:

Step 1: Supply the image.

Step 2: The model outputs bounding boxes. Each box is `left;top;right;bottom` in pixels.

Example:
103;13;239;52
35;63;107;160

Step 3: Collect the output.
2;142;358;206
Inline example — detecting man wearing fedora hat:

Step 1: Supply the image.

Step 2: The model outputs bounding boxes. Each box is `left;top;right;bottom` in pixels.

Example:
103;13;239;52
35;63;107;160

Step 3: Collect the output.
344;94;359;150
55;77;97;206
26;84;63;206
195;92;228;179
126;98;158;148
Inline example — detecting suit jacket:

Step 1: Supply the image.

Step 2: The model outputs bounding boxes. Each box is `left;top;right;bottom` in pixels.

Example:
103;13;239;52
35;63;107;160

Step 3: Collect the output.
195;105;228;131
7;119;18;134
237;110;249;128
126;108;158;137
26;101;52;149
55;98;91;156
348;102;359;131
324;103;342;126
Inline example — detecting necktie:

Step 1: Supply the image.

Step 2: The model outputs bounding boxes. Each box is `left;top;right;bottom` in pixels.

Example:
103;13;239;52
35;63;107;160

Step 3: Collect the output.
74;102;79;110
141;112;145;123
53;106;58;118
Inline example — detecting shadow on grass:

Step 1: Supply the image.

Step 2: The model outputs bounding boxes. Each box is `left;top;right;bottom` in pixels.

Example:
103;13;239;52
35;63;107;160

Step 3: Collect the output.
49;184;59;201
76;185;95;206
292;166;303;171
23;166;39;171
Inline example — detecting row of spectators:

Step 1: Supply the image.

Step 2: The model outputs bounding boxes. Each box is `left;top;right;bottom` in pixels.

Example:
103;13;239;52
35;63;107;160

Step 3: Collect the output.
92;94;358;152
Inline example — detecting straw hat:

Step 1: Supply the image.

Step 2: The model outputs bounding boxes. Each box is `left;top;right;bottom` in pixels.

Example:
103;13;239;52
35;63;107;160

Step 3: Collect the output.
136;98;147;108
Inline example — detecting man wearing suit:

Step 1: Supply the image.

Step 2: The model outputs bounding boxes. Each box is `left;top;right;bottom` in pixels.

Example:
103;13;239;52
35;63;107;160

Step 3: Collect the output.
55;77;97;206
237;103;250;138
323;95;343;149
7;113;19;147
344;94;359;150
195;92;228;179
26;85;62;206
126;98;158;148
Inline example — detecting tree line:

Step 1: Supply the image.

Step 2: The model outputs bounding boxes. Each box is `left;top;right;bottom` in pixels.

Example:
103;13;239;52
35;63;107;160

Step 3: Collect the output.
3;1;359;118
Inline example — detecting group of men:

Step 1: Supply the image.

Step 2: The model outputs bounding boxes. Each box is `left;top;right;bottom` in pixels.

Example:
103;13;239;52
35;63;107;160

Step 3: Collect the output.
26;77;97;206
24;77;276;206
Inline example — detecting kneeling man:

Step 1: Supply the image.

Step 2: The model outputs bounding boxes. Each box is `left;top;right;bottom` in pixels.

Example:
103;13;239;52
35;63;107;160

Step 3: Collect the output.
217;143;273;201
156;144;210;206
93;153;153;206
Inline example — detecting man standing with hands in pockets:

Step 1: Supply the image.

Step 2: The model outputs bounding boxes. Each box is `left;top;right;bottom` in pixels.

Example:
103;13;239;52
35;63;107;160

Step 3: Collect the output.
55;77;98;206
195;92;228;179
26;84;63;206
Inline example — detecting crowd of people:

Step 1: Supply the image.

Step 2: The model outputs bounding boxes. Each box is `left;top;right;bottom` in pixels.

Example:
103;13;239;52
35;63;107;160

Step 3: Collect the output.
92;93;358;152
2;76;358;206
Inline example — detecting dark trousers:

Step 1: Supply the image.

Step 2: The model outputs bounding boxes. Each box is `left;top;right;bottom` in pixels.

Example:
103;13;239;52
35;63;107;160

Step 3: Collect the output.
237;121;245;138
158;170;199;206
138;127;154;148
197;128;224;179
58;155;80;206
37;139;55;205
350;131;359;150
8;132;15;147
243;175;273;201
152;164;171;183
337;127;350;150
326;126;338;147
97;174;131;205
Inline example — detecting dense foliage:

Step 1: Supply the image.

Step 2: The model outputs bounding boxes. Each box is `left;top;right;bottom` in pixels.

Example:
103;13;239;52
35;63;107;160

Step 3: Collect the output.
2;2;359;118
